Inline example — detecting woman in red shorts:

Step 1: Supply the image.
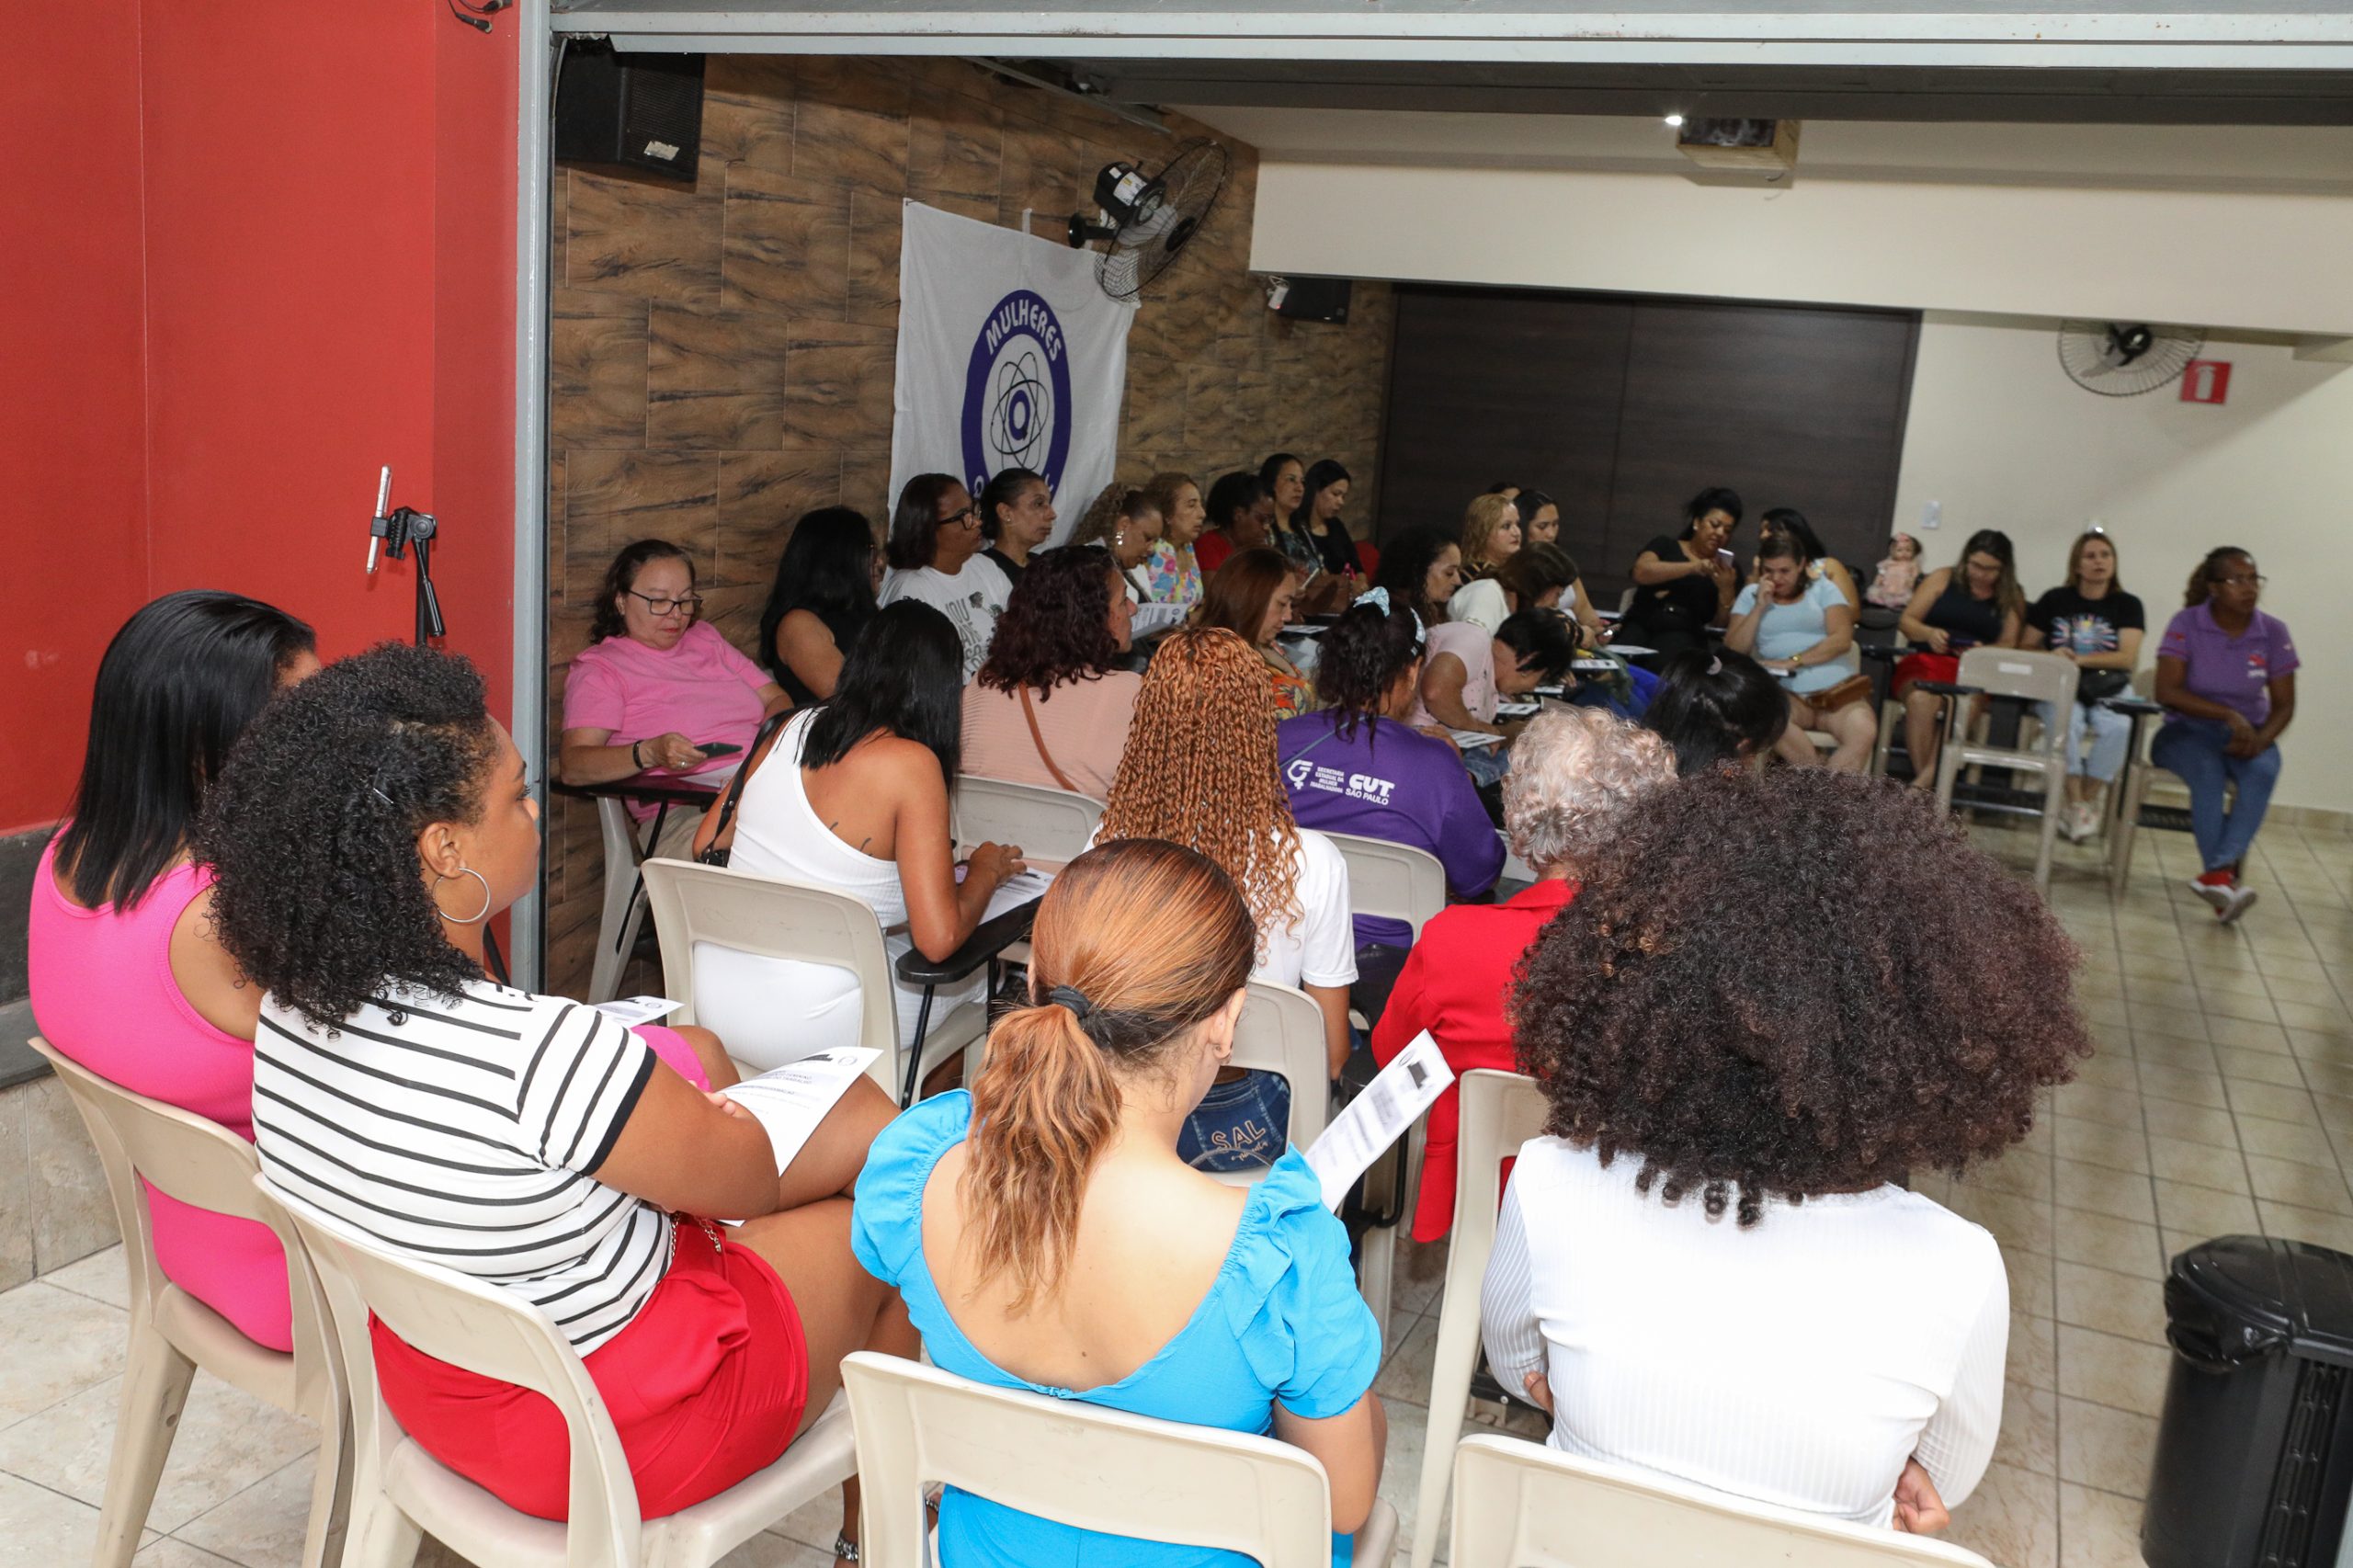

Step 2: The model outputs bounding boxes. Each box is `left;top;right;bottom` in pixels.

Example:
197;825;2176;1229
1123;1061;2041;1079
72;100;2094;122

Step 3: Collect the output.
1893;528;2025;788
197;642;910;1567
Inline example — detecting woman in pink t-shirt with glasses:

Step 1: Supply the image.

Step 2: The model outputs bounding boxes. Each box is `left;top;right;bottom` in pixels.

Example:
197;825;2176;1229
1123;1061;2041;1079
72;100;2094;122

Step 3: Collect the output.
28;591;320;1351
559;539;791;862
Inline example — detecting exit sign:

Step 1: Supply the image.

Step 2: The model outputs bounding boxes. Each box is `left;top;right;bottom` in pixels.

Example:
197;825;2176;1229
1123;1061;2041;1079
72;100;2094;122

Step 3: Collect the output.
2181;360;2232;404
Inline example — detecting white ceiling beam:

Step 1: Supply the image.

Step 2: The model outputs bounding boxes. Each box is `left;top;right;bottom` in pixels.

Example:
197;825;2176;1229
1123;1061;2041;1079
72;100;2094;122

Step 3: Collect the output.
551;6;2353;69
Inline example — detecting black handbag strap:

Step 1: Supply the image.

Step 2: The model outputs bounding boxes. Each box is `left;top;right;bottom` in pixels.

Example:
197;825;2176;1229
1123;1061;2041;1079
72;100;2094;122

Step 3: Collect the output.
697;710;792;865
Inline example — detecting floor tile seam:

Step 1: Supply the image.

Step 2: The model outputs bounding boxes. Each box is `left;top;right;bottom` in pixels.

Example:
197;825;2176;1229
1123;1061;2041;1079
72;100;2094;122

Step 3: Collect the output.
162;1448;312;1556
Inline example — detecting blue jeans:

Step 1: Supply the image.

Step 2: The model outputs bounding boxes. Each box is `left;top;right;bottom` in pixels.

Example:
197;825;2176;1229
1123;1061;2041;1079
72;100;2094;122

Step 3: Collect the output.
1178;1070;1291;1173
2039;700;2133;783
1461;740;1511;788
2150;718;2281;874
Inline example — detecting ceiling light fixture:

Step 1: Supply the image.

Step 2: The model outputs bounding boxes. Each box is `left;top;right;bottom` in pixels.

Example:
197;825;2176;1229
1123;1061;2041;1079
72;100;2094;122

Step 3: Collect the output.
1664;114;1686;128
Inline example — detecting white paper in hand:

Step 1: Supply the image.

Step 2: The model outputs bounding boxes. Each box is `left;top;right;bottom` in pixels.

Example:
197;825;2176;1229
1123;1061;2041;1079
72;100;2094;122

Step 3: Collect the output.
719;1049;881;1174
594;995;683;1028
1302;1032;1457;1210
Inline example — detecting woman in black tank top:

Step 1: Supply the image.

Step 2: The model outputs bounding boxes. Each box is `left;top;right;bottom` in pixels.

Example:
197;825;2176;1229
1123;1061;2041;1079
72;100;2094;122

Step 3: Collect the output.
1893;530;2025;789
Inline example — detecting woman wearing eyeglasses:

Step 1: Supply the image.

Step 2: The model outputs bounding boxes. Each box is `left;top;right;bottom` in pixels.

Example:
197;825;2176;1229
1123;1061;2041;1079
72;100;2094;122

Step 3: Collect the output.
559;538;790;862
2153;549;2298;924
881;472;1013;683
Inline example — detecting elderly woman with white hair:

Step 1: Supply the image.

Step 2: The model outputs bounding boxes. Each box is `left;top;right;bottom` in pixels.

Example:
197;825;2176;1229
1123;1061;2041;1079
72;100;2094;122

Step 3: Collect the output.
1368;706;1677;1241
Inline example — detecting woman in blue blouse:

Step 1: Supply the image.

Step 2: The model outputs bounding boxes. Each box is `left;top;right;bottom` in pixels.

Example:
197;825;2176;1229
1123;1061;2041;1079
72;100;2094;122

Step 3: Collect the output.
852;839;1387;1566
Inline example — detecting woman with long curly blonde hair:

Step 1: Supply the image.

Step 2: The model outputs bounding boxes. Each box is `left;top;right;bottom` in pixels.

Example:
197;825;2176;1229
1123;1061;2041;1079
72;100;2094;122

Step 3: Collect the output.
1098;628;1358;1170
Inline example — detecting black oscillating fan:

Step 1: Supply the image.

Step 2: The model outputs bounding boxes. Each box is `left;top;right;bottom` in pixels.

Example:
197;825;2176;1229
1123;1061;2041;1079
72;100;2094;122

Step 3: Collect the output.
1066;140;1233;301
2056;320;2206;397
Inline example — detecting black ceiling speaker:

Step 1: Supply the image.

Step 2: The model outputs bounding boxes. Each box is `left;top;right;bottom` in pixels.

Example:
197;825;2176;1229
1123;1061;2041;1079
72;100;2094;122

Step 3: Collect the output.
554;41;706;185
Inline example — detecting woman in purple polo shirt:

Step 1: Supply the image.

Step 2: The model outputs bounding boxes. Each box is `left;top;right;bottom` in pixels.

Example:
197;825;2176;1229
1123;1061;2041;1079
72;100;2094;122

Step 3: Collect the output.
2152;548;2297;923
1278;593;1505;1017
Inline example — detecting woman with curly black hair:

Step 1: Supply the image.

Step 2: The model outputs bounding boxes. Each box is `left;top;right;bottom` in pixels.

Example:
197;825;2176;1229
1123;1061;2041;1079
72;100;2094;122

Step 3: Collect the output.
1277;591;1503;952
1483;767;2090;1534
962;545;1141;799
197;642;912;1556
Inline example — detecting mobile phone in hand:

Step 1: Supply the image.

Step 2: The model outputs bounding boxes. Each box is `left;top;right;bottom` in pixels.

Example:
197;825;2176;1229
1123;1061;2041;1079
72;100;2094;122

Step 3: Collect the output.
696;742;742;758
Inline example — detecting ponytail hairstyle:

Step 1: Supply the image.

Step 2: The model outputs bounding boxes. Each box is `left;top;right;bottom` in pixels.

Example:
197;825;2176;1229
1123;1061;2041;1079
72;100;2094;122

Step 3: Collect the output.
961;840;1256;1310
1067;483;1161;553
977;467;1047;544
2185;547;2252;608
1313;595;1426;737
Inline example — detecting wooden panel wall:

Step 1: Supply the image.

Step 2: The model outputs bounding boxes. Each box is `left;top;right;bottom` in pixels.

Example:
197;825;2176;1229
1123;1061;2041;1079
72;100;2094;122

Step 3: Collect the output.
1377;287;1918;600
543;56;1393;995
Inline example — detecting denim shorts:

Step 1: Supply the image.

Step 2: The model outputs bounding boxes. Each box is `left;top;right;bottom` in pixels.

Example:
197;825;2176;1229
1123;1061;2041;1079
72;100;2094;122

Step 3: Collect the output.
1178;1070;1292;1173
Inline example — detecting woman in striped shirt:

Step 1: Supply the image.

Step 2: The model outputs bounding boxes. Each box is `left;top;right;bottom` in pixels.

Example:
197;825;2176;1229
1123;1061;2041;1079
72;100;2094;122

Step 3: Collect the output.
197;642;911;1564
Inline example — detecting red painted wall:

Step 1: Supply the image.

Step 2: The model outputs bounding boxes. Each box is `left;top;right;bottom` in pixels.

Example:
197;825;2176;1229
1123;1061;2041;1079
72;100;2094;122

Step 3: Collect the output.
2;0;518;835
0;0;153;834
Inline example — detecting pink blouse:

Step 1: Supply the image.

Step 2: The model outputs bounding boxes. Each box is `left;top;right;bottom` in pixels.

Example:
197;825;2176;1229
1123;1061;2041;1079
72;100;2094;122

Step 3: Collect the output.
27;837;292;1352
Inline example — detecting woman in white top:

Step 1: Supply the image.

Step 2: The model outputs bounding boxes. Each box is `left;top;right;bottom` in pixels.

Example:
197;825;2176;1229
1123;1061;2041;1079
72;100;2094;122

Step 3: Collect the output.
693;601;1025;1073
880;472;1011;682
196;643;911;1562
1484;767;2093;1534
1096;628;1357;1172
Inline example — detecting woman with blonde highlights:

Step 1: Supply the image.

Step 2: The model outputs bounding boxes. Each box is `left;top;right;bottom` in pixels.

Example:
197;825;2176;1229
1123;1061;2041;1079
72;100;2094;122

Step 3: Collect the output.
851;841;1387;1567
1099;628;1358;1168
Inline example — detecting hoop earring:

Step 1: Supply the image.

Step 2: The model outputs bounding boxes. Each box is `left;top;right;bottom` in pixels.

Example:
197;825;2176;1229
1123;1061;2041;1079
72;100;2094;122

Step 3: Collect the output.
433;867;494;926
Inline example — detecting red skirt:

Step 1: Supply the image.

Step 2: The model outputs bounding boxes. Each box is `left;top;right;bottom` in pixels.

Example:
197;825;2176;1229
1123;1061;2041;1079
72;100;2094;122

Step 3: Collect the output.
371;1219;809;1520
1893;651;1960;695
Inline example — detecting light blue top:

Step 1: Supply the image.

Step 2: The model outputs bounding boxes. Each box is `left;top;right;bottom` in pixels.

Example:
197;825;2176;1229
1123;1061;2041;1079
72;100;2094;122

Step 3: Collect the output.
851;1092;1382;1568
1733;575;1859;694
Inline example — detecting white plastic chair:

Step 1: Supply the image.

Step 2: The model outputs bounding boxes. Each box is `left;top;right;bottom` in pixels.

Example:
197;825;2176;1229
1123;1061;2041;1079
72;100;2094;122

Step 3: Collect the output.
639;856;983;1097
1409;1069;1551;1568
27;1037;350;1568
262;1174;857;1568
1322;832;1446;1337
1449;1433;1997;1568
1207;979;1335;1189
588;796;653;1005
951;776;1104;868
840;1350;1397;1568
1929;647;2079;891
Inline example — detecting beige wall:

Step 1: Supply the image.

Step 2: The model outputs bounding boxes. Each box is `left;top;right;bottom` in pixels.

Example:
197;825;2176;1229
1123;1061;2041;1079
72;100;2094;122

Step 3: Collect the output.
1246;160;2353;336
1893;314;2353;812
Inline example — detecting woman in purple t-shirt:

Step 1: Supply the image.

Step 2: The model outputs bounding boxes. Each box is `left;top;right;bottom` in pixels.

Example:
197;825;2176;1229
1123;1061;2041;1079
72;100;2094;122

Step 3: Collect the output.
2151;549;2298;923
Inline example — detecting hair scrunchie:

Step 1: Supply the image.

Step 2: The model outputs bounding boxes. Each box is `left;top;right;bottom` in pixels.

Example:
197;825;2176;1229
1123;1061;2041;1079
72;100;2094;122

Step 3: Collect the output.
1048;983;1094;1020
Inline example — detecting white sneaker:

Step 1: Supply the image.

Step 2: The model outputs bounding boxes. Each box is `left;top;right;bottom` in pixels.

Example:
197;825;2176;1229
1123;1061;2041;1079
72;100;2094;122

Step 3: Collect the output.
2189;876;2234;914
2075;802;2103;841
2219;884;2260;925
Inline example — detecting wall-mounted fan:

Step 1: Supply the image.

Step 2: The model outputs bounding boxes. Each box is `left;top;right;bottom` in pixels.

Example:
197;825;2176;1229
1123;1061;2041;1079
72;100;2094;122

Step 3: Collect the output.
2056;321;2205;397
1066;140;1232;301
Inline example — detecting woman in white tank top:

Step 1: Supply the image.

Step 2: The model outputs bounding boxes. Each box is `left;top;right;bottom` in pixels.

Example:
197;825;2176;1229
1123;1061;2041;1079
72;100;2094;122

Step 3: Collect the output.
694;602;1026;1071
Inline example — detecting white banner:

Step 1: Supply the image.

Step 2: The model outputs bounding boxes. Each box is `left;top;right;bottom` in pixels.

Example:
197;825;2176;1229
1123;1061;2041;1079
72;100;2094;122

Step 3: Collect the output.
890;201;1136;544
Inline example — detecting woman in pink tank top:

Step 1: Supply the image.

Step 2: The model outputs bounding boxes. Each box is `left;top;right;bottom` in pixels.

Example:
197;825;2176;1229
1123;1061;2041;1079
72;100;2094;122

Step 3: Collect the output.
28;591;319;1352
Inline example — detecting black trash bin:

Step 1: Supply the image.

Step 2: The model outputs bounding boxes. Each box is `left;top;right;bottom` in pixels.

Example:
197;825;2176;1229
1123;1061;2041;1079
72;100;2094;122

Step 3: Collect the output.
2144;1235;2353;1568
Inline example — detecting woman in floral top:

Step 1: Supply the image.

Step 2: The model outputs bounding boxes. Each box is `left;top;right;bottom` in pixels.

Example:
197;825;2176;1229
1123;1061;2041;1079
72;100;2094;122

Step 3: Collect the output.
1141;471;1208;608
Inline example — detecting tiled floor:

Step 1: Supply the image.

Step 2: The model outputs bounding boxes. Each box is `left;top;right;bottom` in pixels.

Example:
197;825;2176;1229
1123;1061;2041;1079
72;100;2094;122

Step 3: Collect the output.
4;817;2351;1567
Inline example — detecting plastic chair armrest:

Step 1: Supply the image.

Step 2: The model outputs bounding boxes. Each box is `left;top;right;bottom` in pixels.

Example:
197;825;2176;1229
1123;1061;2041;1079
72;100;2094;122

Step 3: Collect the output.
894;897;1041;987
2100;697;2165;717
1912;680;1983;698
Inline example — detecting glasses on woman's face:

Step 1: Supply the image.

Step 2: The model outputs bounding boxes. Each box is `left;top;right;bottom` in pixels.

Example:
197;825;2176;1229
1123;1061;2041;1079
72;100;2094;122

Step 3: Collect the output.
2218;573;2267;589
627;589;703;618
939;505;979;529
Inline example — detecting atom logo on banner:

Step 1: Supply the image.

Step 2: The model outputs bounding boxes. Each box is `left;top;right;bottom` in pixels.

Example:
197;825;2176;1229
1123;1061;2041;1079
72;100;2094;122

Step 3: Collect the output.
961;290;1074;499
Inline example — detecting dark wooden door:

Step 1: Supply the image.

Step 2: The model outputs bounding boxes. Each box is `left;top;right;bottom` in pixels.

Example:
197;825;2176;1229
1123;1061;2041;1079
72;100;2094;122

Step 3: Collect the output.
1376;288;1919;604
